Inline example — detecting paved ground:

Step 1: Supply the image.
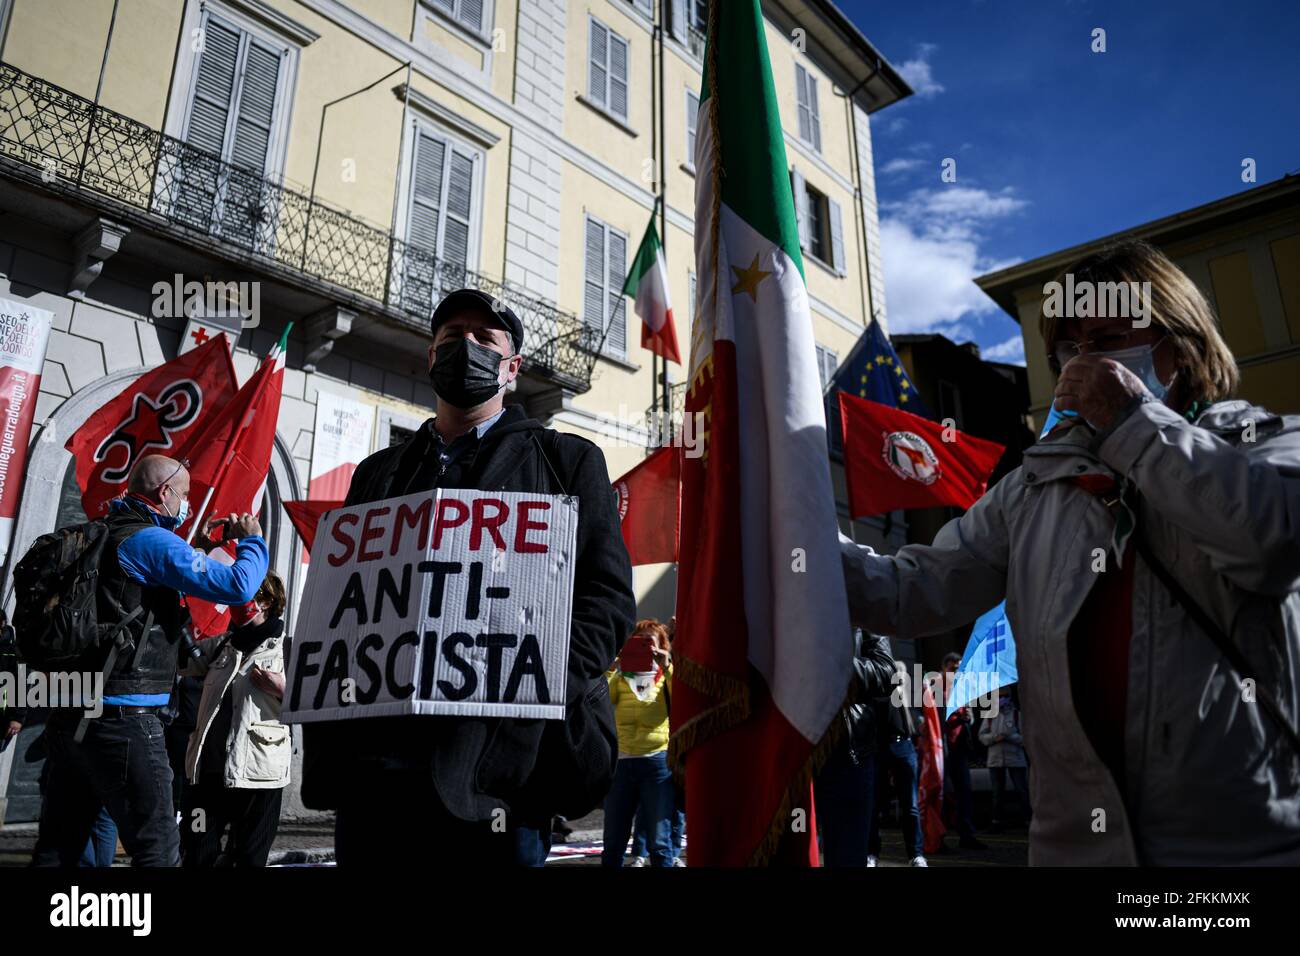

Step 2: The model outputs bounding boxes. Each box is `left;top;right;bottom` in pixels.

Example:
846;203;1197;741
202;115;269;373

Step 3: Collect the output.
1;810;1029;867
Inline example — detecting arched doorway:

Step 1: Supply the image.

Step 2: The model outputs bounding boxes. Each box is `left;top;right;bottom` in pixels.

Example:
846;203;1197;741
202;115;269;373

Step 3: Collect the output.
0;365;303;823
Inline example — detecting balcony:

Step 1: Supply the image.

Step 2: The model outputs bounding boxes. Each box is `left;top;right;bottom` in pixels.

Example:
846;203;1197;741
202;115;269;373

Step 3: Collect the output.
0;62;600;392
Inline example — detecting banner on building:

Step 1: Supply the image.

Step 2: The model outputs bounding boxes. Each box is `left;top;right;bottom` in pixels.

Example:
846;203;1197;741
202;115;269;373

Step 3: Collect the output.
281;488;579;724
0;297;54;566
300;391;374;562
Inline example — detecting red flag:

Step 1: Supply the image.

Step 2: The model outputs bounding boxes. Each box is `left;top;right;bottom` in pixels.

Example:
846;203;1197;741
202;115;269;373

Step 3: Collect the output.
65;335;238;519
283;499;342;553
183;327;291;635
612;446;680;565
917;678;947;854
839;392;1006;518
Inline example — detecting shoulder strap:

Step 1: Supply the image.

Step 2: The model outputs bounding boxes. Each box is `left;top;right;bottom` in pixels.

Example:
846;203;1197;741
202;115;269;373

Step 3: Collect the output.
1134;533;1300;758
531;430;570;497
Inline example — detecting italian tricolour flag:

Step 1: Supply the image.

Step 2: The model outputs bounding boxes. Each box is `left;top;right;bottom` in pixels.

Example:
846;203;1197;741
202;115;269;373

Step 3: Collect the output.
669;0;852;866
623;217;681;364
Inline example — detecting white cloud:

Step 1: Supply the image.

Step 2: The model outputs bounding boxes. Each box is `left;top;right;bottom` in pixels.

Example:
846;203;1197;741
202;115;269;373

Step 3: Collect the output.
897;44;945;99
879;157;924;176
879;184;1028;333
982;335;1027;366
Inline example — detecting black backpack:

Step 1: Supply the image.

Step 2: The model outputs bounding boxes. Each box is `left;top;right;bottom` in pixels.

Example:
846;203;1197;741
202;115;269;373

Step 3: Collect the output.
11;520;136;671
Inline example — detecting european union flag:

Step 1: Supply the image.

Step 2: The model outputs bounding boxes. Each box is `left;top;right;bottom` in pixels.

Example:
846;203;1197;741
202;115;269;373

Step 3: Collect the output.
831;320;930;417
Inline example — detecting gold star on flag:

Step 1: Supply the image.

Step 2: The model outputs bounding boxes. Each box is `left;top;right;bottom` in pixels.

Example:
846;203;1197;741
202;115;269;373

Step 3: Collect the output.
894;364;904;377
875;355;887;365
899;393;909;403
730;253;772;301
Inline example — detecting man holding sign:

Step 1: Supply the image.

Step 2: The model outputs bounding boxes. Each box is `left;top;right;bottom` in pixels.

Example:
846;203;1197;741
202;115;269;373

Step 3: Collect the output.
297;289;635;867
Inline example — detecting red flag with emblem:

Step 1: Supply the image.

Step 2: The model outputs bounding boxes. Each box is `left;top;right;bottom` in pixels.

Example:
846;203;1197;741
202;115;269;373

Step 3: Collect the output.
182;326;291;636
612;446;680;566
65;334;238;519
839;392;1006;518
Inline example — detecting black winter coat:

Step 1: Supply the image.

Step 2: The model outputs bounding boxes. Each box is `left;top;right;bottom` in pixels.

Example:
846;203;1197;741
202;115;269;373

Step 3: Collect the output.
300;406;636;825
842;631;897;760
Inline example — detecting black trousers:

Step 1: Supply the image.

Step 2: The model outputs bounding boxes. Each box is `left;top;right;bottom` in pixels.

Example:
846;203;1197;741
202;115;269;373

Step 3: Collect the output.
334;767;550;867
180;778;283;866
32;710;179;867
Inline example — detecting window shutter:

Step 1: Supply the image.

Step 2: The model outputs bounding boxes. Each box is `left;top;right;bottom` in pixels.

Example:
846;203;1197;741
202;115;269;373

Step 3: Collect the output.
408;132;445;252
686;91;699;164
791;168;810;250
806;71;821;151
794;64;811;145
588;21;608;109
432;0;454;14
459;0;484;32
828;197;845;275
442;149;474;272
608;33;629;119
230;40;281;173
187;18;241;154
584;219;606;334
606;228;627;355
634;0;653;16
669;0;686;42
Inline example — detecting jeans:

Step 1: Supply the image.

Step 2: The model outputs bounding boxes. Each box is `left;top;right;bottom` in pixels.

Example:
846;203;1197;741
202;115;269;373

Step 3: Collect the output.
602;752;674;867
945;747;977;839
868;737;922;859
990;766;1030;825
814;743;876;867
333;767;551;867
79;807;118;867
32;711;180;867
632;804;684;859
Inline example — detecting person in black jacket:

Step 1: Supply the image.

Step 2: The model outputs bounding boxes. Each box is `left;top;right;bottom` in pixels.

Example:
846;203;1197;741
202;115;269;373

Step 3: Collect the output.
813;628;895;867
302;288;636;867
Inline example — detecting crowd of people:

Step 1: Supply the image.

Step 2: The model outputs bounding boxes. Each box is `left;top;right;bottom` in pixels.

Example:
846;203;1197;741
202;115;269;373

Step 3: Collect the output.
6;238;1299;868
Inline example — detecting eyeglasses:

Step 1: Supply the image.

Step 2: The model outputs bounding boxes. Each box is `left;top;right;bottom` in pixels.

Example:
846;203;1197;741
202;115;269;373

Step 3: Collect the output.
1053;331;1163;368
160;457;190;493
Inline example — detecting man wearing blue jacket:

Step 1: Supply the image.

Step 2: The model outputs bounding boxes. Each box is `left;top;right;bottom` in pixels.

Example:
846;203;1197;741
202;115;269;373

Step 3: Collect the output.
33;454;269;867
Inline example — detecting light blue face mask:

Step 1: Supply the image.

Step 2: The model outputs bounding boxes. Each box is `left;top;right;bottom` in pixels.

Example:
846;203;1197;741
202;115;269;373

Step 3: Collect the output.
1092;341;1172;401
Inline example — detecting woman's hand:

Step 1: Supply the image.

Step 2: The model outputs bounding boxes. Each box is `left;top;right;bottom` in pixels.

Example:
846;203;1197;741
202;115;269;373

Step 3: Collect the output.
651;645;671;669
250;666;285;700
1054;355;1149;430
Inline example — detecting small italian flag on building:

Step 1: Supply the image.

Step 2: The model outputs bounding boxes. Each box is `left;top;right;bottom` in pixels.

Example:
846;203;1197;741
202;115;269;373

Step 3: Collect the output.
622;216;681;364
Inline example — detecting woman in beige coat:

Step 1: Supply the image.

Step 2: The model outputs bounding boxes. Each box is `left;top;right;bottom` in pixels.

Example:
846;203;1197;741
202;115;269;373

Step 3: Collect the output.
181;570;290;866
841;241;1300;866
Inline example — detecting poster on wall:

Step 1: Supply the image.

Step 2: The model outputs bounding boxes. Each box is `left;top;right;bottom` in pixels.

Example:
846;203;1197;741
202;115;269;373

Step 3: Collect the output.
302;390;375;561
0;297;54;569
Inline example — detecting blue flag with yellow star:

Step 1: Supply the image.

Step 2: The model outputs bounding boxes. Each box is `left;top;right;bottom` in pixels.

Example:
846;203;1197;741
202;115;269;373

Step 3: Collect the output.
831;320;930;417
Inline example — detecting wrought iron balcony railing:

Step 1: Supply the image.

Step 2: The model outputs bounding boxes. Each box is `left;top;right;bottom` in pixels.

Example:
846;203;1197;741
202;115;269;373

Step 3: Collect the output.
0;62;600;391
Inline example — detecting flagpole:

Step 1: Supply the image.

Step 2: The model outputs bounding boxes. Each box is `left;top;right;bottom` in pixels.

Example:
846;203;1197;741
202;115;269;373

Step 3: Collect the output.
657;0;670;424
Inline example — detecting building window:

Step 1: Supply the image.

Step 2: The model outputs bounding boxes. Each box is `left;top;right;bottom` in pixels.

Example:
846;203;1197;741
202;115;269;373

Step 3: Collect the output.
623;0;652;18
795;63;821;153
791;169;846;275
685;90;700;168
815;343;839;391
425;0;488;35
397;124;482;312
687;0;707;32
584;216;628;357
588;17;630;122
171;8;293;250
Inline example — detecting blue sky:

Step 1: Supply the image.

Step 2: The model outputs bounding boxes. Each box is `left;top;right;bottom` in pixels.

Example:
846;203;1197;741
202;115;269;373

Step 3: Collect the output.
838;0;1300;364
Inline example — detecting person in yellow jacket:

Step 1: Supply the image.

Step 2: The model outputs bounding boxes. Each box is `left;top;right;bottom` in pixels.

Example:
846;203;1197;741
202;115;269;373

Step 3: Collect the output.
601;619;674;867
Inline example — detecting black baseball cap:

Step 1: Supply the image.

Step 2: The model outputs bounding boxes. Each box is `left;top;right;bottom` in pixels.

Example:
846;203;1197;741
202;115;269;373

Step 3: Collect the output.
431;288;524;355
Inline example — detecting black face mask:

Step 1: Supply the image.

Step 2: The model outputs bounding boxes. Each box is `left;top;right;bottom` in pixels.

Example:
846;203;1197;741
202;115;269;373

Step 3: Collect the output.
430;338;508;409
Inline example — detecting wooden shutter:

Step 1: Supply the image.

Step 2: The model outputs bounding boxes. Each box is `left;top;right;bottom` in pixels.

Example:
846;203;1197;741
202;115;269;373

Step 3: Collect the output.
806;70;821;151
408;131;445;252
686;91;699;164
606;228;627;355
828;197;845;275
608;32;629;119
459;0;484;32
795;64;812;146
588;20;608;109
442;148;474;272
584;218;606;335
187;18;240;154
230;40;281;172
